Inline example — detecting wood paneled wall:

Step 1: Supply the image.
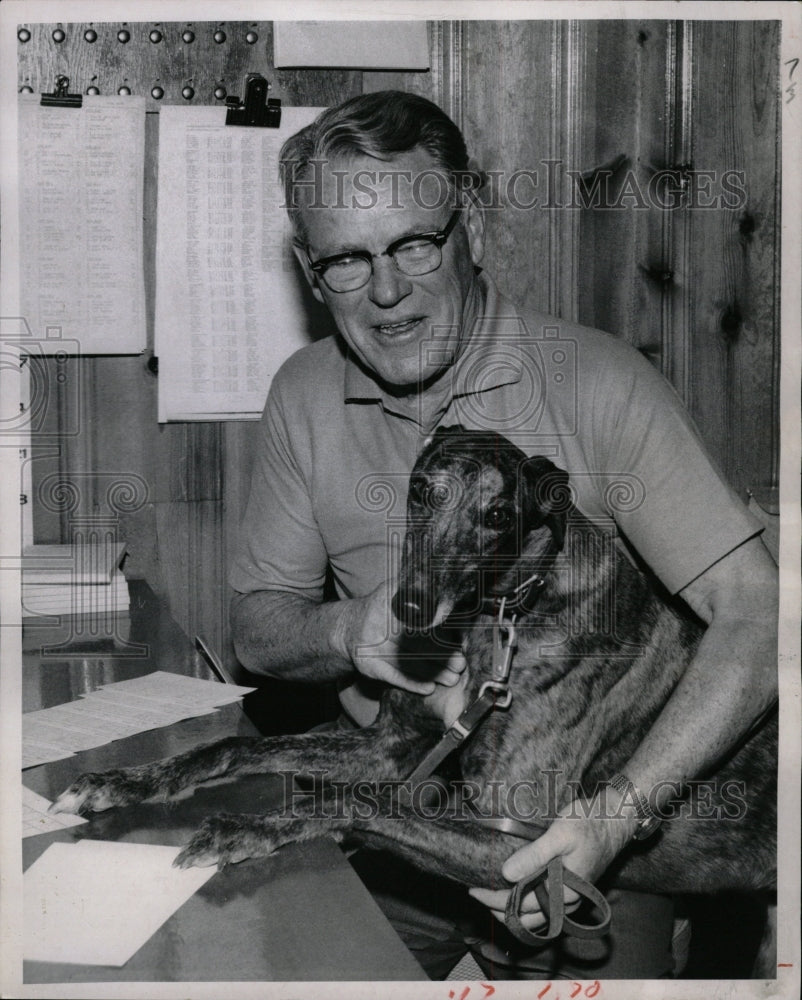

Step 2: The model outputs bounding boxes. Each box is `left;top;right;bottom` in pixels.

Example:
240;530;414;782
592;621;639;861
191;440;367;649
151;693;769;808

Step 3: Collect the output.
18;19;780;674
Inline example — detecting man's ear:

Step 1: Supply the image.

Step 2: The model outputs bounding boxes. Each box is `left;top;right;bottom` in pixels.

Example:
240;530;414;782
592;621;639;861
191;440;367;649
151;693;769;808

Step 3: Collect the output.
519;456;572;550
463;192;486;267
292;243;326;305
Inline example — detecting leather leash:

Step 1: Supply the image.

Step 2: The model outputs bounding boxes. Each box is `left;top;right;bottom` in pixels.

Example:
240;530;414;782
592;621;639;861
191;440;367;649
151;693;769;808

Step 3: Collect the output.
406;598;518;786
406;568;545;789
473;816;612;945
405;582;611;946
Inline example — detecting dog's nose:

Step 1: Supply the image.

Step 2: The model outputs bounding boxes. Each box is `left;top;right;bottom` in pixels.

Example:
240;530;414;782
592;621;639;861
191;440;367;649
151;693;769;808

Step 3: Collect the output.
391;589;428;630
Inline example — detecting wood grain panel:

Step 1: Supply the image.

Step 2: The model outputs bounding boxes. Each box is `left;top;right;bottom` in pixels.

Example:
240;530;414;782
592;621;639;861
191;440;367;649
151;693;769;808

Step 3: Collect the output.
685;20;779;497
576;20;672;357
460;21;558;315
153;498;226;655
17;20;280;106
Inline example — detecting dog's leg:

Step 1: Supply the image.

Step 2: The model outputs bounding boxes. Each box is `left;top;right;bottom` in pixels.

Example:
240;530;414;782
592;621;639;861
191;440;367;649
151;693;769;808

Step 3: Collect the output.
50;721;426;817
174;788;524;886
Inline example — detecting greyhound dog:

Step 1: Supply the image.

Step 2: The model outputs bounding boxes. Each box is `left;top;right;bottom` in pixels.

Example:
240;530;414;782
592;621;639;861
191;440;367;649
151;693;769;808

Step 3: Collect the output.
52;427;776;927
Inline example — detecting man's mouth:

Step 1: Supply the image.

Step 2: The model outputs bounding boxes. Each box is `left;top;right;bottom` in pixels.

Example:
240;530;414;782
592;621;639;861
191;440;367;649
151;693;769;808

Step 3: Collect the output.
374;317;424;337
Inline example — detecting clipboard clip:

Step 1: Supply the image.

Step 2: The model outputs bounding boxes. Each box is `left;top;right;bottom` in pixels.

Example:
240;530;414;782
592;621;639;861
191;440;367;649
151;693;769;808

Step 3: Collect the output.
41;75;83;109
225;74;281;128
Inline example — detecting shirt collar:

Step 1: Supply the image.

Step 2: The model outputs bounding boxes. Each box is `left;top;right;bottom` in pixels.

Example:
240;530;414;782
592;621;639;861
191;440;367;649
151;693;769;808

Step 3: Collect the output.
342;273;524;416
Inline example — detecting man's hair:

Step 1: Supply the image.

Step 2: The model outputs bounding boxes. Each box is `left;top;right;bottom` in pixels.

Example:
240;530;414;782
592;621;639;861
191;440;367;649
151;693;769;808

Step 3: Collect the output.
279;90;480;239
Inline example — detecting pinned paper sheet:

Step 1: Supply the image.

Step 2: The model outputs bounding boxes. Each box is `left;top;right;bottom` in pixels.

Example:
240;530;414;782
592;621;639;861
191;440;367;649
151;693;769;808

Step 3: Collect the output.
274;22;430;69
154;105;329;420
24;841;215;966
17;95;146;354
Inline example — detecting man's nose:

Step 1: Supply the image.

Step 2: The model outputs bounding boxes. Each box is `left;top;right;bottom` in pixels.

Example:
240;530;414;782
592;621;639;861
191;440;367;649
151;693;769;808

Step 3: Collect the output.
368;256;413;308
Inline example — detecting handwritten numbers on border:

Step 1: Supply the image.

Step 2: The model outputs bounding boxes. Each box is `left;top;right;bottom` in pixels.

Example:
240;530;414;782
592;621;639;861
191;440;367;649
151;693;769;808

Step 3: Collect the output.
785;57;799;104
448;981;601;1000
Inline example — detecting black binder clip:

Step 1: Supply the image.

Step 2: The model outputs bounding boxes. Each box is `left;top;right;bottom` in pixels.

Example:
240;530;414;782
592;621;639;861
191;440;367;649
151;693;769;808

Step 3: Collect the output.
225;74;281;128
41;75;83;108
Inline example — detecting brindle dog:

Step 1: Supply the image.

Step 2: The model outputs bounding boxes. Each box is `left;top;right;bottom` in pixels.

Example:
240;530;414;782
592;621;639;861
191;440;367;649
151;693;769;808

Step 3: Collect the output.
52;427;776;906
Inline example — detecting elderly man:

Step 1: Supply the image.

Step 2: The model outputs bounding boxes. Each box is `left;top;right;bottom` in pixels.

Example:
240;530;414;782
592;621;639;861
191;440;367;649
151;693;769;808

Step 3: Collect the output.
230;91;777;980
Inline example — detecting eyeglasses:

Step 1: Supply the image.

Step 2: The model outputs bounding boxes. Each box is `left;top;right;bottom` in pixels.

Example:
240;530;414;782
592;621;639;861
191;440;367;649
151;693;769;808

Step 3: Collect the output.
305;210;462;293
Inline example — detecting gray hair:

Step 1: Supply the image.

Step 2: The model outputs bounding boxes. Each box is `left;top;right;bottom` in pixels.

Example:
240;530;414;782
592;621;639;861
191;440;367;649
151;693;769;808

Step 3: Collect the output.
279;90;481;239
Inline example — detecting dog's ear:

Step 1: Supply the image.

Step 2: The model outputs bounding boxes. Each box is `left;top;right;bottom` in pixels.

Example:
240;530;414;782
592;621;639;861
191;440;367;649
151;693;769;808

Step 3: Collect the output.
432;424;465;439
423;424;466;449
519;456;572;550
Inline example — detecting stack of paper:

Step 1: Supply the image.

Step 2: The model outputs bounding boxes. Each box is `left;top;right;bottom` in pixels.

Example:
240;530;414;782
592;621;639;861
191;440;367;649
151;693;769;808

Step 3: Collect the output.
22;542;129;618
25;841;215;966
23;671;255;769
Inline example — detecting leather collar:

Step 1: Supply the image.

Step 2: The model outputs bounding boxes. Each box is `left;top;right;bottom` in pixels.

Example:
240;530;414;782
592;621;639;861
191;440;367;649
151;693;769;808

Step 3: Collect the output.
482;570;546;619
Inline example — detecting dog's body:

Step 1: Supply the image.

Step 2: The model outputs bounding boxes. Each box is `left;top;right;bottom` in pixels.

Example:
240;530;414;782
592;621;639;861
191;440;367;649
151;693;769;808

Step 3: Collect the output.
53;428;777;901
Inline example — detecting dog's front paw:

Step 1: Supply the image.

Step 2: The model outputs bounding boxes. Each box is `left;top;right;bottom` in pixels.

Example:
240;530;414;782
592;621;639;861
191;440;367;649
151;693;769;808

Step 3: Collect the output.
49;770;140;815
174;813;277;870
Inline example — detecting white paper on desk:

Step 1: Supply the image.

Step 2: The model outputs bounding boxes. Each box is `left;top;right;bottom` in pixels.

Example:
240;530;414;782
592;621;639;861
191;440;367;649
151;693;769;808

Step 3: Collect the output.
22;673;255;769
17;95;146;354
23;717;100;754
99;670;255;705
155;105;327;420
77;689;218;726
24;841;214;966
274;21;430;69
23;786;86;838
25;702;138;739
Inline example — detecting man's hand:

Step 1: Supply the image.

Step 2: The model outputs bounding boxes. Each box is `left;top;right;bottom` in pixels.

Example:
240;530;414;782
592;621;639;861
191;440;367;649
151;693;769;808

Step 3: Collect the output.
335;581;439;695
468;792;636;932
334;582;470;711
421;648;469;726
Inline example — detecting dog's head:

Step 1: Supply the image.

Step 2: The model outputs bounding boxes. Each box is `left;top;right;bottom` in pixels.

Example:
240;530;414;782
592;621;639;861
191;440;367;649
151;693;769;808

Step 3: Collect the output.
392;426;572;630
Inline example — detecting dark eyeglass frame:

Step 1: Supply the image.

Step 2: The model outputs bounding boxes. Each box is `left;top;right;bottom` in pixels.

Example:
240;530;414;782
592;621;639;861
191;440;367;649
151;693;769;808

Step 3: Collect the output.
304;209;462;292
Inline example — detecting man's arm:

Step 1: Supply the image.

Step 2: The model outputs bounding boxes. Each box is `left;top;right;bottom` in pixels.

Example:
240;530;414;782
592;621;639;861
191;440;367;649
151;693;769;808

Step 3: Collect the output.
617;533;777;809
470;534;778;924
231;585;440;695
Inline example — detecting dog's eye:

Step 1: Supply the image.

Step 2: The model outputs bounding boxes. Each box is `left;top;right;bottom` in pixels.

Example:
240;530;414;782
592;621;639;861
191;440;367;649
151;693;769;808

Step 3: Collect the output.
483;505;512;530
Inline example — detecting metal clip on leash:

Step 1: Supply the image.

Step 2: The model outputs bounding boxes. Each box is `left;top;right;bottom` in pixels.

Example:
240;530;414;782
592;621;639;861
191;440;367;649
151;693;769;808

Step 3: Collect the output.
478;598;517;709
406;600;517;786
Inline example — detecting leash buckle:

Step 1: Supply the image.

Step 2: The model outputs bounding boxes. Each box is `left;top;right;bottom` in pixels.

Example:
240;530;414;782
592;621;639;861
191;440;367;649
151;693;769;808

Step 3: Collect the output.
448;719;472;741
477;679;513;709
492;619;518;683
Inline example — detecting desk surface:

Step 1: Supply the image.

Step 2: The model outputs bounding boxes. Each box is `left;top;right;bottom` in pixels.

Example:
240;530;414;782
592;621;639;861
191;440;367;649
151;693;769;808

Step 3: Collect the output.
22;582;425;983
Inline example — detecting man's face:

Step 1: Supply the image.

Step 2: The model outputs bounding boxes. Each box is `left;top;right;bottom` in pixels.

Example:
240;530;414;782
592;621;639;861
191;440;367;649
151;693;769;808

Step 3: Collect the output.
295;148;485;391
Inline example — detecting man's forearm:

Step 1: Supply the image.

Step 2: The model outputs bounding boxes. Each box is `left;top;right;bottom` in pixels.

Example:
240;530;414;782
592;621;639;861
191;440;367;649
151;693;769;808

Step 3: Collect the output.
231;589;358;683
615;535;779;817
620;611;777;811
232;585;441;696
